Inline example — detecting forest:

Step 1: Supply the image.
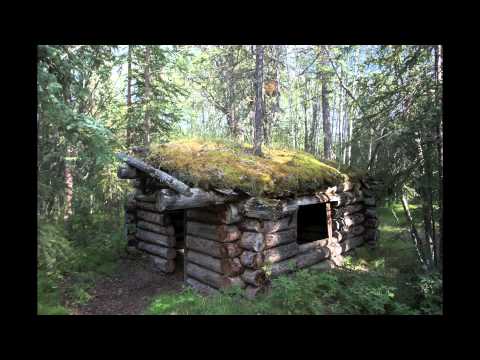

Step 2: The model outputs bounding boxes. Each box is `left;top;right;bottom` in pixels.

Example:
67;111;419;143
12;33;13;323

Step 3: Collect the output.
37;45;443;315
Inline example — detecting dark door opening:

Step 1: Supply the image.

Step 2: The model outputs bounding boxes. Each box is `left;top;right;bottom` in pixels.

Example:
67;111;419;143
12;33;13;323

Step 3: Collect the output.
297;203;329;244
167;210;185;273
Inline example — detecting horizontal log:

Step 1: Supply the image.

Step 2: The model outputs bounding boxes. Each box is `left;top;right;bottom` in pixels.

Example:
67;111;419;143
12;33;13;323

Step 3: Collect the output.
239;215;297;233
187;250;242;276
186;221;240;242
185;277;219;296
137;241;176;259
239;232;265;252
157;188;232;212
116;152;192;196
334;203;363;217
364;218;379;228
244;197;293;220
134;190;157;203
136;210;171;225
136;228;175;247
263;242;298;264
341;236;364;253
241;269;266;287
298;239;329;254
343;213;365;227
363;197;376;206
325;181;355;194
333;225;365;242
329;191;364;206
185;235;242;258
309;259;336;272
240;251;264;269
269;258;297;277
264;229;296;249
186;204;241;224
136;200;158;212
137;221;175;235
296;247;331;269
150;255;175;273
186;262;240;289
283;194;330;212
117;165;138;179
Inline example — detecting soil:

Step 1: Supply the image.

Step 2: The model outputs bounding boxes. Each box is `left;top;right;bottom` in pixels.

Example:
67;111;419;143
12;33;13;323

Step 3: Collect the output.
70;254;185;315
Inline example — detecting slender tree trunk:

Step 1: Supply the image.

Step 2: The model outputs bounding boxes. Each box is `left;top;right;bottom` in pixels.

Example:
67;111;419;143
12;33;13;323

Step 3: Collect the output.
435;45;443;270
253;45;264;156
322;76;332;160
401;190;427;269
64;147;74;220
309;100;318;155
126;45;133;147
415;136;434;269
143;46;151;148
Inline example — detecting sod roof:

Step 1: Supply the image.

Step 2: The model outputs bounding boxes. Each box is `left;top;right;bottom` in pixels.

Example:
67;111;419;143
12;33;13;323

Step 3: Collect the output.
145;138;364;198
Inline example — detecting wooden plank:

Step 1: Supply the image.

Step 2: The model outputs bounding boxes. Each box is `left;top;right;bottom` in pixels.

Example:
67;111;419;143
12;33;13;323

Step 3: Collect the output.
239;232;265;252
185;235;242;258
150;255;175;273
137;221;175;235
187;249;242;276
185;277;219;296
186;204;241;224
137;241;176;259
136;210;171;225
263;242;298;264
296;247;331;269
264;229;296;249
157;188;233;212
136;228;175;247
186;221;240;242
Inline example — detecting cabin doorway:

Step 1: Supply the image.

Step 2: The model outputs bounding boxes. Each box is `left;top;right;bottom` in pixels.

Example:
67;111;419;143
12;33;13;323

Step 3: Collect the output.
166;210;186;275
297;203;329;244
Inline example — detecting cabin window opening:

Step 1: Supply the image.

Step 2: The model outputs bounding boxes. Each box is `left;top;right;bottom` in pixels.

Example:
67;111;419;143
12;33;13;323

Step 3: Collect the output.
297;203;329;244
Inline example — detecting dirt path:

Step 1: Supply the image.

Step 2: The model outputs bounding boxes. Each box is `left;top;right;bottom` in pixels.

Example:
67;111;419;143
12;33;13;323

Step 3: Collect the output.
70;255;184;315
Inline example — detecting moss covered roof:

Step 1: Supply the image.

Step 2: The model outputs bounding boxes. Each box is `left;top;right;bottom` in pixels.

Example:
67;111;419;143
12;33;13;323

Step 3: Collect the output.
145;138;364;198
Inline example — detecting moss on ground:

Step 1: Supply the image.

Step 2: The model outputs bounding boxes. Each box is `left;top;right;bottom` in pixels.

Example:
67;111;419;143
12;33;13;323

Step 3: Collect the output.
146;138;361;197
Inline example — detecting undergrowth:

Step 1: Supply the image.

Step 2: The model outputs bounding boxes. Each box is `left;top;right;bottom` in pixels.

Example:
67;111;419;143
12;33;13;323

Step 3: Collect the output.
145;203;442;315
37;211;125;315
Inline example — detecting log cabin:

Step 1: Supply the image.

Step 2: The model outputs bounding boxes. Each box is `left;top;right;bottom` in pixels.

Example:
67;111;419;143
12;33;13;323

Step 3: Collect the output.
117;139;380;298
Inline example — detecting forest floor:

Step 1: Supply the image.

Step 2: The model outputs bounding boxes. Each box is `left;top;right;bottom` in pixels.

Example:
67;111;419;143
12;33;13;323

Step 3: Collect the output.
65;255;184;315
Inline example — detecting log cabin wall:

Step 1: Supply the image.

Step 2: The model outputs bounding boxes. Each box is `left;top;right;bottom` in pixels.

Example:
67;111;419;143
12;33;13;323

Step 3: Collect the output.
122;174;379;298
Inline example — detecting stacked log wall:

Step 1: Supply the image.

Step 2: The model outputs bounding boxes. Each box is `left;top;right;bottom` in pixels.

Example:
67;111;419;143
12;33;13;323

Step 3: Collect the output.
184;204;246;293
120;164;379;298
125;187;177;273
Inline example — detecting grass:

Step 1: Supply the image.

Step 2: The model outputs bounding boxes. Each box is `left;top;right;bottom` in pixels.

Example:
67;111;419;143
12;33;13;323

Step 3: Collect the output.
145;202;442;315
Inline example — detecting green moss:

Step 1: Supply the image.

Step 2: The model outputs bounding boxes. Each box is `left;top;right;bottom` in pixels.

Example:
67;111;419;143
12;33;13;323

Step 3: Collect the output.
146;138;360;197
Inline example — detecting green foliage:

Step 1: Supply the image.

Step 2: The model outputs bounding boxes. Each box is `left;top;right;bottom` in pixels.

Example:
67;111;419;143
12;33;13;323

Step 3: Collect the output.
146;202;441;316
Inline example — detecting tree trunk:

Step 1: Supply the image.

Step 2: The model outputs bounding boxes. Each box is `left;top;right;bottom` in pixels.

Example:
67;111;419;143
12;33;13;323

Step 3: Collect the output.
143;46;151;148
321;53;332;160
63;147;74;220
434;44;443;270
126;45;133;147
401;190;427;269
253;45;264;156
